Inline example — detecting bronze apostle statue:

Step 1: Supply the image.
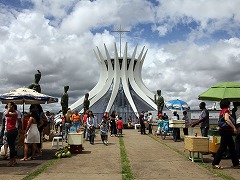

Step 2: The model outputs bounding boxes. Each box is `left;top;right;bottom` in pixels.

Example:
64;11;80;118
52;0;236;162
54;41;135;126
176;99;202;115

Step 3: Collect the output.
61;86;69;116
83;93;90;114
28;70;41;93
155;89;164;114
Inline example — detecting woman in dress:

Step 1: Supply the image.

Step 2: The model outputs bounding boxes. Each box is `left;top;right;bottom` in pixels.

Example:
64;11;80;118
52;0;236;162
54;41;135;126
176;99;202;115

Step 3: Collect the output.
5;102;18;166
21;108;43;160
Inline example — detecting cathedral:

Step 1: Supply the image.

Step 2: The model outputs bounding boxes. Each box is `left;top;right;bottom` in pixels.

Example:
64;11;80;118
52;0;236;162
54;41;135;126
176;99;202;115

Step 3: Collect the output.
69;43;157;120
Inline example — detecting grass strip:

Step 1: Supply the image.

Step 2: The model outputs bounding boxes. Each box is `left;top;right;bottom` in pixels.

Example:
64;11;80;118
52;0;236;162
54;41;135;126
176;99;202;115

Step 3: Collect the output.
119;137;134;180
199;162;235;180
148;135;235;180
22;158;59;180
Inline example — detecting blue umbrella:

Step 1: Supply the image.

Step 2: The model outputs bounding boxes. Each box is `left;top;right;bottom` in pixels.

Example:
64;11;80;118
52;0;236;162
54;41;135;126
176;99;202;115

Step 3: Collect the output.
165;99;190;111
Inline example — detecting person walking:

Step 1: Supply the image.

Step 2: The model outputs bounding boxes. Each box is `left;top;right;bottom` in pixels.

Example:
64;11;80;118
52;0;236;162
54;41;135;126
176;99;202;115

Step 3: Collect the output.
212;99;240;169
139;111;146;135
100;120;108;145
147;113;153;134
109;111;117;137
156;114;164;138
116;117;123;137
87;110;97;145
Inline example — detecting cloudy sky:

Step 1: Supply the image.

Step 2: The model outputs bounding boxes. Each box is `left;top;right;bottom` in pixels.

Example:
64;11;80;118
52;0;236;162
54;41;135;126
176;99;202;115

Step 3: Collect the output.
0;0;240;113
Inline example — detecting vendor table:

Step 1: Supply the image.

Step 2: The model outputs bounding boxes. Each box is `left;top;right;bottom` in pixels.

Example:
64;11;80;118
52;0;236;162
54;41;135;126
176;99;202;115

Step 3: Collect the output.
68;132;84;154
184;136;209;162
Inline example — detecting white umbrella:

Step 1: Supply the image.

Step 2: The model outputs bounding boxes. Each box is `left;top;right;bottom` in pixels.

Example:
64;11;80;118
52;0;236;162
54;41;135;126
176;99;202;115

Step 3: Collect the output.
0;87;58;112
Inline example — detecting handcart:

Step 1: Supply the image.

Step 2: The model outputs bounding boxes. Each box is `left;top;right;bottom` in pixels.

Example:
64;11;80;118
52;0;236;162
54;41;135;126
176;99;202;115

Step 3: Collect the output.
169;119;185;142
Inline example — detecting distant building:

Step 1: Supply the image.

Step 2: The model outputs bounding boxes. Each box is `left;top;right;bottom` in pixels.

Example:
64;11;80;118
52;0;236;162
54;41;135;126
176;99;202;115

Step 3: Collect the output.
69;43;157;119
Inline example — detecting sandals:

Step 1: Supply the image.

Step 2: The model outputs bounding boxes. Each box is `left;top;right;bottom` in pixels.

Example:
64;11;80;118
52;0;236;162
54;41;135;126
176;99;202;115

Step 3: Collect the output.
21;156;36;161
212;165;223;169
28;156;36;160
20;157;29;161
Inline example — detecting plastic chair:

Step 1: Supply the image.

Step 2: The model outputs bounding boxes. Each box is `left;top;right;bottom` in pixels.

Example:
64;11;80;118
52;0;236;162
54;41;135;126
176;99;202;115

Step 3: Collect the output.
51;136;64;150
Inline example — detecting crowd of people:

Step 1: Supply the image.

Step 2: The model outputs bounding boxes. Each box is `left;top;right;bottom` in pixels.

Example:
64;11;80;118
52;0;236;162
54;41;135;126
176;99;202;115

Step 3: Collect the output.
137;100;240;169
2;100;240;170
58;109;124;146
0;102;53;166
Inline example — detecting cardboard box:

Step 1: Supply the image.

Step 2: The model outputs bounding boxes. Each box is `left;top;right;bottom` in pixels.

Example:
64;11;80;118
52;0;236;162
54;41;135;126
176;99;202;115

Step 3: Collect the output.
184;136;209;152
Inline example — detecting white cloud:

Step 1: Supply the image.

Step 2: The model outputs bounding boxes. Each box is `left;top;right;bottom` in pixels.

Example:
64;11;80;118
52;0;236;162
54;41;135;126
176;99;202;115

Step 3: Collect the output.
154;0;240;39
0;0;240;113
60;0;155;35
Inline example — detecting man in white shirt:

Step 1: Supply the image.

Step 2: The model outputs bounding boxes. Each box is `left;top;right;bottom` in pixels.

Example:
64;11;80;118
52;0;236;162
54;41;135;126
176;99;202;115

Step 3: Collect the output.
147;113;153;134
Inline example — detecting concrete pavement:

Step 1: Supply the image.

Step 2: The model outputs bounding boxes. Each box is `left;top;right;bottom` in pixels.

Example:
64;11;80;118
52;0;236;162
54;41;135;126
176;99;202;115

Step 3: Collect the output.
1;128;240;180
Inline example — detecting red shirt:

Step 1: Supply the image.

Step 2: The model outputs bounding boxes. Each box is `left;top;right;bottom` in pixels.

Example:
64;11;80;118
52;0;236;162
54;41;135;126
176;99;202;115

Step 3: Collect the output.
219;108;230;116
83;114;88;124
6;116;18;131
116;120;123;129
219;108;232;131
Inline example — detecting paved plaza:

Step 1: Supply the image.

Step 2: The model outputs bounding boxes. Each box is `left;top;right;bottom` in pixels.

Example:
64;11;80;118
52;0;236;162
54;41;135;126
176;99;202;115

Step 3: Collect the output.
0;128;239;180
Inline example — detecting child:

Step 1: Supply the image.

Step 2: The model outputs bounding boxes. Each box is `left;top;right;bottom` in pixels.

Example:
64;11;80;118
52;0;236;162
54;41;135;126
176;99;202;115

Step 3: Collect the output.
156;114;164;138
116;117;123;137
100;121;108;145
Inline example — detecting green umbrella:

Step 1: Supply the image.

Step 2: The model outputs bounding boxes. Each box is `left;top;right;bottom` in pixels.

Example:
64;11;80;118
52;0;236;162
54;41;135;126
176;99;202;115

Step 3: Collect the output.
198;81;240;102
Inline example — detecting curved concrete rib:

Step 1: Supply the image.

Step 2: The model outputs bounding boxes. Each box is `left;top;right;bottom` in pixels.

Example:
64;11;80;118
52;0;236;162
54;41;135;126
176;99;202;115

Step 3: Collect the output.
105;43;121;112
120;43;138;115
88;44;115;109
69;47;108;111
134;48;155;99
128;47;157;110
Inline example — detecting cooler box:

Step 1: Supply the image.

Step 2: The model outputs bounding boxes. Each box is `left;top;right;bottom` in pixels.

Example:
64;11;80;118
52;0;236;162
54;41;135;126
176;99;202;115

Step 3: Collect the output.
184;136;209;152
68;132;83;145
169;120;185;128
